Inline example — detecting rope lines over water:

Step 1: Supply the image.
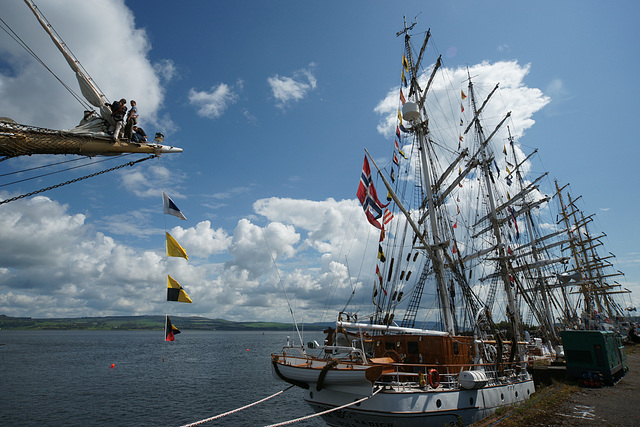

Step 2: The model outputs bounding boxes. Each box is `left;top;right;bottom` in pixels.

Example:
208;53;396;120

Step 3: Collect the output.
179;386;294;427
264;387;382;427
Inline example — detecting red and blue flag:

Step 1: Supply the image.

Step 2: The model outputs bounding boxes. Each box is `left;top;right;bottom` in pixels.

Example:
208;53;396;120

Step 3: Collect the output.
357;156;388;230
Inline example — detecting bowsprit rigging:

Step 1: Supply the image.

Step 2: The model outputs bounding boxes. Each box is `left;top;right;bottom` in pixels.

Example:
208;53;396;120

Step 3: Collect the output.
0;154;157;206
0;0;182;201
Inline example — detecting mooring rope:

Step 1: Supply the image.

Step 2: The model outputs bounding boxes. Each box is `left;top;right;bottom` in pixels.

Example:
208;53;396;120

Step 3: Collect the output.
179;386;294;427
264;387;382;427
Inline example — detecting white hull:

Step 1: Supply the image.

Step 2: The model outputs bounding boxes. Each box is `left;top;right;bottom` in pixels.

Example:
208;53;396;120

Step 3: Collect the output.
272;356;382;396
305;379;535;427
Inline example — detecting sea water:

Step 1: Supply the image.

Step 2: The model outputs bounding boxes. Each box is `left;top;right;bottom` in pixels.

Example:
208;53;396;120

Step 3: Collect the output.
0;330;325;426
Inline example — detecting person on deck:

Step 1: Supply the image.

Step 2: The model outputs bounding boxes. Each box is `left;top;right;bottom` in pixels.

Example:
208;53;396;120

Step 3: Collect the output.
124;100;138;141
131;125;147;143
78;110;96;126
109;98;127;141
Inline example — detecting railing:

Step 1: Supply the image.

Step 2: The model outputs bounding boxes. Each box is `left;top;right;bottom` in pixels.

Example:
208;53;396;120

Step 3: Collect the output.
323;346;368;364
373;361;531;390
275;346;368;368
274;347;531;391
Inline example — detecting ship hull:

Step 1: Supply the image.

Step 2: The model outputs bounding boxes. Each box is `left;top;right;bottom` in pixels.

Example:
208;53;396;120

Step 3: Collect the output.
305;379;535;427
271;356;382;396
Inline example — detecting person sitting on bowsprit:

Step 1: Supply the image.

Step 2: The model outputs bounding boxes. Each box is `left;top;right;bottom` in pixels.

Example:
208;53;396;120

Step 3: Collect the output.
131;125;147;143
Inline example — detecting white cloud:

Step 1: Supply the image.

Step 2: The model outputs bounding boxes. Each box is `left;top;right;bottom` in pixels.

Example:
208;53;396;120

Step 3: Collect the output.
188;83;239;119
375;60;550;140
267;63;317;109
170;221;231;258
153;59;177;83
0;192;370;321
119;163;185;198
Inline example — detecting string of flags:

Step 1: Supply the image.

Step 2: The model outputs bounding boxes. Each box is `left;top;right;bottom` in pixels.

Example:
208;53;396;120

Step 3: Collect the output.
459;89;466;149
162;191;192;342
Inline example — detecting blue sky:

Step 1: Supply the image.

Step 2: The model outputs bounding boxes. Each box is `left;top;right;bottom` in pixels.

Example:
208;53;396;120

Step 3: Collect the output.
0;0;638;322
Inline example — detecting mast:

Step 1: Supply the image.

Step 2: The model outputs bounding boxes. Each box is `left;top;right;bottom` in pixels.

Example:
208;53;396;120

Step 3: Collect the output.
396;20;456;335
466;74;522;347
555;183;593;319
507;127;558;343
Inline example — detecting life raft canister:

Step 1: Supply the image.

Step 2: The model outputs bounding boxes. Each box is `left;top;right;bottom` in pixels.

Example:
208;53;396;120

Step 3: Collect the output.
418;371;427;387
428;369;440;388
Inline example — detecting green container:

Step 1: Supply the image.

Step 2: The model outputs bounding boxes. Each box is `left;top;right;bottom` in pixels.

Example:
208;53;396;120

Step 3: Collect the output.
560;330;628;385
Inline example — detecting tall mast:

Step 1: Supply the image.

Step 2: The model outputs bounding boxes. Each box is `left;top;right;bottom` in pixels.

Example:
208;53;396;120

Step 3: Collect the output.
467;75;522;346
507;127;558;343
556;185;593;317
398;21;456;335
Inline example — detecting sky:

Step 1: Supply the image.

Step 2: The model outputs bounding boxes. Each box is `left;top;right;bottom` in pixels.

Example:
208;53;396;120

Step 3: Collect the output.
0;0;638;323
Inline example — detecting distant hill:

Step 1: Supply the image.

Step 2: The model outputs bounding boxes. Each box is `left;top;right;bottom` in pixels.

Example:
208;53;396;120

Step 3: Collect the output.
0;314;331;331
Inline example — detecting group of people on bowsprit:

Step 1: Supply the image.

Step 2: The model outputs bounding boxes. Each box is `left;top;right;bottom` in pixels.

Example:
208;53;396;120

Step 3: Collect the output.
108;98;147;143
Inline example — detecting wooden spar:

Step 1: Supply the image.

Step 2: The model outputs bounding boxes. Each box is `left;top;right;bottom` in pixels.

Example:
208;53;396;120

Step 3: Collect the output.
418;55;442;109
464;83;500;135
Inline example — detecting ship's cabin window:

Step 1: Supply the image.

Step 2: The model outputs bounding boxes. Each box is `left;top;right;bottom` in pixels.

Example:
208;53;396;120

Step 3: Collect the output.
385;341;395;351
453;342;459;355
408;341;419;354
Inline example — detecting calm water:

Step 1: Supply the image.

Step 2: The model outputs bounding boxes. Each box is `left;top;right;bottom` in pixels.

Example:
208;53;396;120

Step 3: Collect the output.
0;330;326;426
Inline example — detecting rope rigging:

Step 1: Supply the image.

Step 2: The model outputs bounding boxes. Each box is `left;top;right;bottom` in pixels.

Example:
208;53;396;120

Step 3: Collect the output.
0;155;87;177
0;15;93;111
0;153;136;188
0;154;157;206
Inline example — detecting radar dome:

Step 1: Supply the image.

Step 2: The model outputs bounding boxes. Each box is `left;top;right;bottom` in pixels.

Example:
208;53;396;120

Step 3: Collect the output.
402;101;420;122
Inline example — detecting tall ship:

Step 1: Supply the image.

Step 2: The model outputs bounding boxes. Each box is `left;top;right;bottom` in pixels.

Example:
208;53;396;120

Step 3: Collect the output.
270;20;544;426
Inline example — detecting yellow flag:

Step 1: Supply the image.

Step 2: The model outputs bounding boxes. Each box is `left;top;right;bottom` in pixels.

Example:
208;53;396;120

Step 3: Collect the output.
167;275;192;303
166;232;188;260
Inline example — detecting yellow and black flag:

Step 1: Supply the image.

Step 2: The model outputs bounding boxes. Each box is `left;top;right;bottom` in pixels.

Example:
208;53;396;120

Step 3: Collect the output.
167;275;193;303
165;315;181;341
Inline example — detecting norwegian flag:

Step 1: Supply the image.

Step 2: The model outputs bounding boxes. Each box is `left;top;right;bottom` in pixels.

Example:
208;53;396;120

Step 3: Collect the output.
357;156;388;230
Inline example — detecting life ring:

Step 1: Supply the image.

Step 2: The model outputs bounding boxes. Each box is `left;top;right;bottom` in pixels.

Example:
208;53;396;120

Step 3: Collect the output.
427;369;440;388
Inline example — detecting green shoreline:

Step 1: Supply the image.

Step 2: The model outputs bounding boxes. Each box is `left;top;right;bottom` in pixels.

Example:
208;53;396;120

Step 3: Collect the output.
0;314;328;331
